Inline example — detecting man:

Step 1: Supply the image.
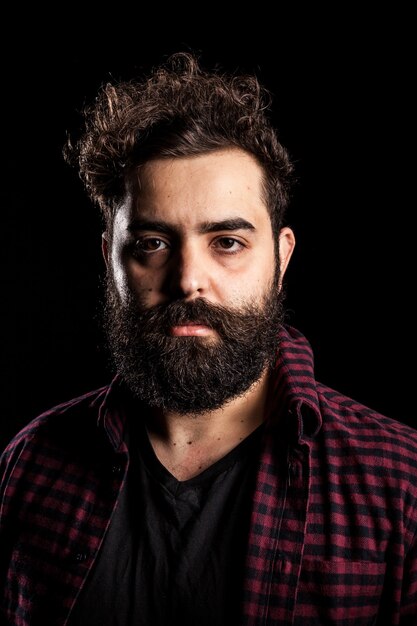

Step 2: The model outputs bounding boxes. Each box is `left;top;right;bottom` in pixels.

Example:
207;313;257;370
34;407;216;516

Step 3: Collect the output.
0;52;416;626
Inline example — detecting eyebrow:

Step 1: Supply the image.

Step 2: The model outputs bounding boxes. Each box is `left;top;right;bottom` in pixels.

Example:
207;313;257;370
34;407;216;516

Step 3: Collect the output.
199;218;256;233
128;217;256;235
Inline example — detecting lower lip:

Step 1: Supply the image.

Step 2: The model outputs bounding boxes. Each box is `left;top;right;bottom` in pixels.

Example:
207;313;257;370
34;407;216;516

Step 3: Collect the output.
170;324;214;337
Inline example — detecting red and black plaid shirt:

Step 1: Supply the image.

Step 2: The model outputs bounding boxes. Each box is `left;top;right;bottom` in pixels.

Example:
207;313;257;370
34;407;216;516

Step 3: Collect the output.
1;325;417;625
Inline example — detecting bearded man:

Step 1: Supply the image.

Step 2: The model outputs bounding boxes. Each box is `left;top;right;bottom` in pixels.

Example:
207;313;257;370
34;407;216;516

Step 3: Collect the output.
1;52;416;626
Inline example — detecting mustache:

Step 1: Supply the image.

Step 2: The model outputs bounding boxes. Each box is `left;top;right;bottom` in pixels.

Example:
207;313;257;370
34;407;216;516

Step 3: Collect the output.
116;296;272;341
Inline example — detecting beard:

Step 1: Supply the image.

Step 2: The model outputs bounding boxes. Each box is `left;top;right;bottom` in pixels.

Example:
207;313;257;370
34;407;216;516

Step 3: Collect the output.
103;272;286;414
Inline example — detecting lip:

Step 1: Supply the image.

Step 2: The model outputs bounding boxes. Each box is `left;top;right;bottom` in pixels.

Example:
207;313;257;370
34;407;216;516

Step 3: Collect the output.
169;323;213;337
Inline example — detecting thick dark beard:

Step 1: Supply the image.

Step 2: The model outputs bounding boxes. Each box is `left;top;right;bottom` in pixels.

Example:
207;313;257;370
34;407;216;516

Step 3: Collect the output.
103;275;285;414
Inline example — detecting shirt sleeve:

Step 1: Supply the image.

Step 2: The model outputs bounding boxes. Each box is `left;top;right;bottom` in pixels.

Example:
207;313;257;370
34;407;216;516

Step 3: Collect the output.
400;522;417;623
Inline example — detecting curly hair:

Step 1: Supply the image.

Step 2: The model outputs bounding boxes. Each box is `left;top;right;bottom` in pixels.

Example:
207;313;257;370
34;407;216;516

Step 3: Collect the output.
64;52;295;234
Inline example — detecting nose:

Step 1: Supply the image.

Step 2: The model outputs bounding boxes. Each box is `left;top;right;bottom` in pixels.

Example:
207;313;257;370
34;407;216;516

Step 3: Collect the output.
168;240;209;299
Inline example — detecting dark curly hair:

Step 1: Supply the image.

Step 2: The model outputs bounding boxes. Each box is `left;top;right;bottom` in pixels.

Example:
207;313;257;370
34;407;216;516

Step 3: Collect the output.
64;52;295;235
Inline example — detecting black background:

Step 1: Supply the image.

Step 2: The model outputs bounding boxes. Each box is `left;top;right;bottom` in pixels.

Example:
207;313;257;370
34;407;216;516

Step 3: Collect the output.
1;10;415;451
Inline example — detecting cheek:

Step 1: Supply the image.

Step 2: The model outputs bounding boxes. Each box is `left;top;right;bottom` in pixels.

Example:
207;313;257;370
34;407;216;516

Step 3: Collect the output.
107;258;128;305
110;236;150;299
115;258;166;306
215;264;276;307
109;247;143;303
233;254;276;291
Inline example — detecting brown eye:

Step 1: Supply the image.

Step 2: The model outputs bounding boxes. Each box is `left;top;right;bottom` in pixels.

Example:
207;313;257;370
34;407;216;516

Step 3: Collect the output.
213;237;244;253
218;238;236;249
135;238;169;253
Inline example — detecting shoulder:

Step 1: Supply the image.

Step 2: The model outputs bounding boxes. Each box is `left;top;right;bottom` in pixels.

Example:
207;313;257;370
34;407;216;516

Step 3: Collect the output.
0;385;111;469
316;381;417;465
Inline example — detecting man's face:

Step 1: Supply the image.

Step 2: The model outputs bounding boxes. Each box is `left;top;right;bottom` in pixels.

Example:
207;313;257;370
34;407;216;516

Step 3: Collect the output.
103;148;295;413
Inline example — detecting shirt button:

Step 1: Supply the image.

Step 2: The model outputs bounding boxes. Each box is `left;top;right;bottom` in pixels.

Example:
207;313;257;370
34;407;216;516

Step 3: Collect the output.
111;463;122;474
289;461;302;479
75;552;88;563
275;557;292;575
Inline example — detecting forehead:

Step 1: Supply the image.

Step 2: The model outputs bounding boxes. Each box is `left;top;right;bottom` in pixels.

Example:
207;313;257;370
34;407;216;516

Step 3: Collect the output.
117;149;270;229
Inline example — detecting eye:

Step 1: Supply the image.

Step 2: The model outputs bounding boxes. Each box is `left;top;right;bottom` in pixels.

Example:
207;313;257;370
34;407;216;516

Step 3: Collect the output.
213;237;245;253
134;237;170;253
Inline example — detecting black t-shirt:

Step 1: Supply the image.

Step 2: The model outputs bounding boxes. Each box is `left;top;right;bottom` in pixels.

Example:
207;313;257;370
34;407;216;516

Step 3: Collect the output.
68;417;263;626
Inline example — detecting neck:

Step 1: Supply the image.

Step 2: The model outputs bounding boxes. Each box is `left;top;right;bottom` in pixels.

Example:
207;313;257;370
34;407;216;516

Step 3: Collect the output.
144;368;271;481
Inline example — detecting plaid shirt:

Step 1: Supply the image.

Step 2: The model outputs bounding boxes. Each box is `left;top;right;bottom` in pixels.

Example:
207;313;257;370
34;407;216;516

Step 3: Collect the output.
1;325;416;625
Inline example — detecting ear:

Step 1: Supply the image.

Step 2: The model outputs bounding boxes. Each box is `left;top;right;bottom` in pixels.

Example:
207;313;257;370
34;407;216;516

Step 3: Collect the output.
278;227;295;289
101;232;109;268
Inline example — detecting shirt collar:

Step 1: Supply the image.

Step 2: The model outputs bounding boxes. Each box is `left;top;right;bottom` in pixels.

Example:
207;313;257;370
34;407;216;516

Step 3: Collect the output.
97;376;128;452
266;325;322;441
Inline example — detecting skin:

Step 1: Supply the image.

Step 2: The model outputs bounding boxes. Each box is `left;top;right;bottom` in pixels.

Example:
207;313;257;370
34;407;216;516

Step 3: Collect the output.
103;148;295;480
